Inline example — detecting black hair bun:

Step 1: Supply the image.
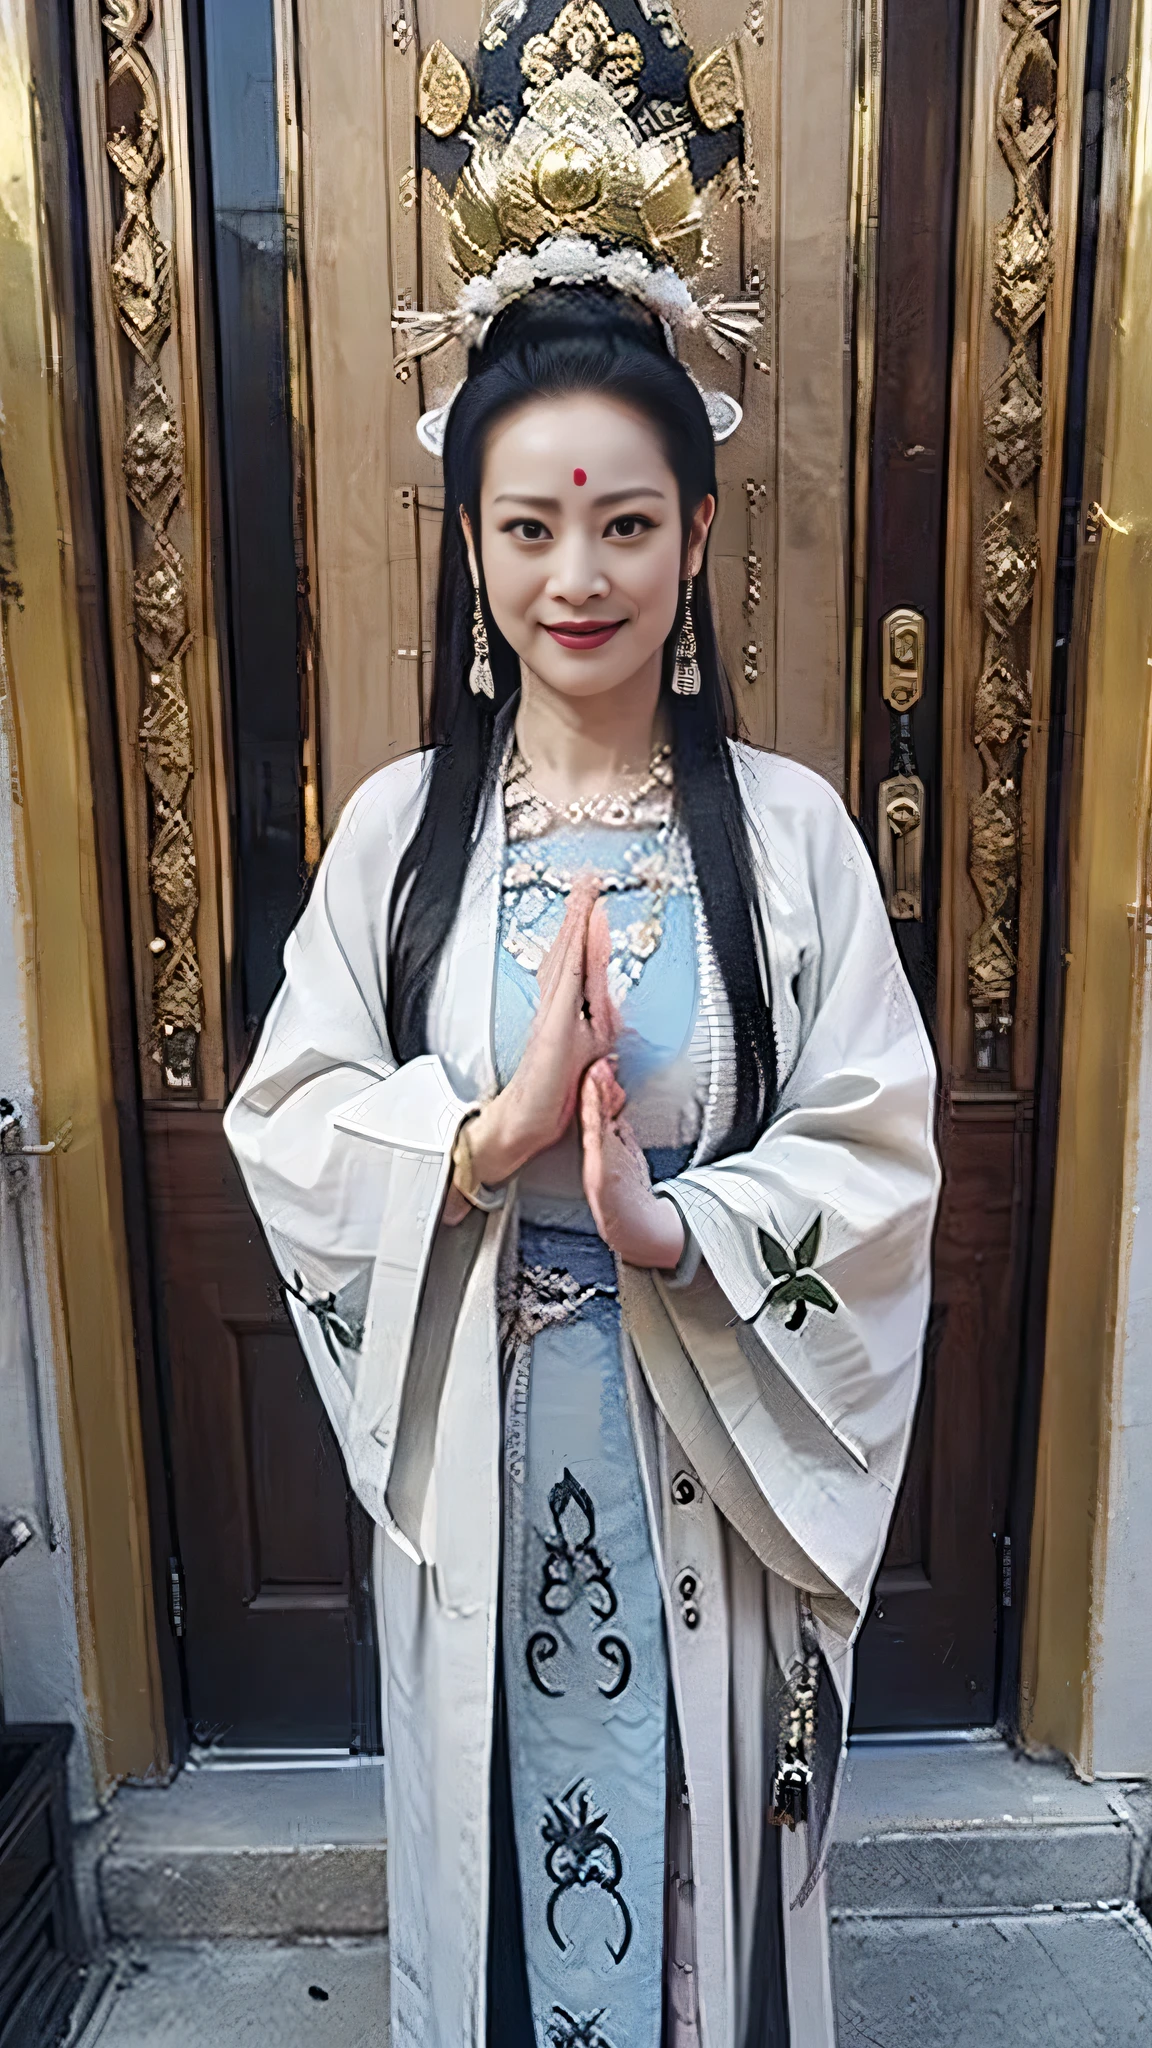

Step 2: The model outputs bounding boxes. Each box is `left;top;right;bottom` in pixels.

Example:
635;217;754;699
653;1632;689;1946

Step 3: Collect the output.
476;280;672;368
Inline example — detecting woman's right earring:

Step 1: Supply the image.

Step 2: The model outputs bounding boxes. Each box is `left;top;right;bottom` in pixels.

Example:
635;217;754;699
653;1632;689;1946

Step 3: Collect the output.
672;576;701;697
469;589;495;700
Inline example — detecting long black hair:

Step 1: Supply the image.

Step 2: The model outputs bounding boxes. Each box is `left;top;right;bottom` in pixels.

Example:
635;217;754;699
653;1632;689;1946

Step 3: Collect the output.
387;283;776;1154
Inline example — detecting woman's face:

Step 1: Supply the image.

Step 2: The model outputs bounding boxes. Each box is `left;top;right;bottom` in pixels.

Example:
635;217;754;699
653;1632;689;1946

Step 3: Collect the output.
462;392;714;703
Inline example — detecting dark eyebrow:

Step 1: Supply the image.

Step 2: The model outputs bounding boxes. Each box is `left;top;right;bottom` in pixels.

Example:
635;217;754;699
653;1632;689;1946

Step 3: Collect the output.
491;485;668;509
591;486;667;507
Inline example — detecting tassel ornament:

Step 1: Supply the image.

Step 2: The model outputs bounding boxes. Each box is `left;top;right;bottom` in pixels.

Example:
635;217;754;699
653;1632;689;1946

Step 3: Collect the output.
770;1644;820;1830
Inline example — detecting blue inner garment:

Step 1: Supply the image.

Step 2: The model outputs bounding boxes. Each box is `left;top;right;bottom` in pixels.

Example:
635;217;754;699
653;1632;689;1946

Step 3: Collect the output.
496;815;702;2048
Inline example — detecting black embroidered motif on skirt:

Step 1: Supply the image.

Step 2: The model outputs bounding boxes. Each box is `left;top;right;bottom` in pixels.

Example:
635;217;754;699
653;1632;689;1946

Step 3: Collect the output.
547;2007;618;2048
540;1468;616;1621
525;1469;634;1701
542;1778;633;1964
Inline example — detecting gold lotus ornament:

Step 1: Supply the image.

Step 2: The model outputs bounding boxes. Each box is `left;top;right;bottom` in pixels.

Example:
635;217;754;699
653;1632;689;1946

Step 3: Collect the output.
449;68;703;276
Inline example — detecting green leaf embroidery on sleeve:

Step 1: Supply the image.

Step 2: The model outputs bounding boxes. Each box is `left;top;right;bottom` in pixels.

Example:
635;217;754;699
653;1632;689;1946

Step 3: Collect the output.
795;1216;822;1272
758;1228;794;1279
758;1215;839;1331
796;1274;839;1317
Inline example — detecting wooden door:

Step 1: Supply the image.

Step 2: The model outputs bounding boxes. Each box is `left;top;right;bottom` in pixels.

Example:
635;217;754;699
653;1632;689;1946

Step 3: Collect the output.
73;0;1086;1744
851;0;1086;1725
74;0;374;1749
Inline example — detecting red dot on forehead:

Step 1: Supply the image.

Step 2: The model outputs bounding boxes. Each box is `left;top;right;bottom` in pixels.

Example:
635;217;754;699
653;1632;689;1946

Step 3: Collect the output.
573;468;587;486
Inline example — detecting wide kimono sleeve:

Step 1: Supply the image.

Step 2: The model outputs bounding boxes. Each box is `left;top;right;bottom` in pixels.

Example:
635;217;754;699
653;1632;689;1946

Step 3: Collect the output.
223;755;478;1526
621;751;940;1641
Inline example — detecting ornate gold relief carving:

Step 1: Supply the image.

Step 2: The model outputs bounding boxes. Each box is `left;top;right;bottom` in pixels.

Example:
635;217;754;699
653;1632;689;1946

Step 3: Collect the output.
967;0;1059;1066
981;502;1039;629
101;0;202;1088
743;476;766;687
123;358;182;526
984;350;1043;488
138;665;201;1085
973;645;1030;752
104;18;173;358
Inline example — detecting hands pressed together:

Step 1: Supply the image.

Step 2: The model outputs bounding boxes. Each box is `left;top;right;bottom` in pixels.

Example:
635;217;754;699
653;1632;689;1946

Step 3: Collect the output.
448;876;686;1270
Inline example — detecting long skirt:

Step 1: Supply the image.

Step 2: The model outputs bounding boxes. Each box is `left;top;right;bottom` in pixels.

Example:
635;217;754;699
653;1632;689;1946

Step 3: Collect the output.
489;1223;809;2048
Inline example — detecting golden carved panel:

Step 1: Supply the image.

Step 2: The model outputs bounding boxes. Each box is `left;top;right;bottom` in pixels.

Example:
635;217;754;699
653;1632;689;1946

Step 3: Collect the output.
965;0;1061;1063
76;0;229;1100
101;0;202;1088
941;0;1089;1083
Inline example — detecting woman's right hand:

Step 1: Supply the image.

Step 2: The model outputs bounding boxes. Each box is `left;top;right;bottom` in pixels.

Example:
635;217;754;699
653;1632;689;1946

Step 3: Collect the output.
467;875;617;1189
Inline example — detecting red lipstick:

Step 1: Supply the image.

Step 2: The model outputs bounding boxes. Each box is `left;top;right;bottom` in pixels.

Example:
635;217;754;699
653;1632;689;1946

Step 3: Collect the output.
543;620;624;651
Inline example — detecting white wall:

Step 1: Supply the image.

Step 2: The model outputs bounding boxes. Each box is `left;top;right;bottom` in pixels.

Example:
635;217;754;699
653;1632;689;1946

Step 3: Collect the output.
0;663;95;1818
1091;914;1152;1777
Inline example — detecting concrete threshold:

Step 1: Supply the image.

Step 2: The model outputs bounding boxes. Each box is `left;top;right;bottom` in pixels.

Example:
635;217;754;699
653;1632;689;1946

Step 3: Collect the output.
96;1760;387;1943
829;1736;1145;1915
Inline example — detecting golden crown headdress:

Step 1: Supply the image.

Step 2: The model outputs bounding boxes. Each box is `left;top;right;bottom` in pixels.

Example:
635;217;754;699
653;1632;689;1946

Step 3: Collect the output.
393;0;759;450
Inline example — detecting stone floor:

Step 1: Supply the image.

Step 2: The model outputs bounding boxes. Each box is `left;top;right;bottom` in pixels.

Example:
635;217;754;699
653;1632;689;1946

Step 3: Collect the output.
834;1906;1152;2047
74;1909;1152;2048
74;1941;390;2048
70;1739;1152;2046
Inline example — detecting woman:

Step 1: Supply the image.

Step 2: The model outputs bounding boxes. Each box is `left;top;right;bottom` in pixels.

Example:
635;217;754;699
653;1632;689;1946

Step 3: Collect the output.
225;282;938;2046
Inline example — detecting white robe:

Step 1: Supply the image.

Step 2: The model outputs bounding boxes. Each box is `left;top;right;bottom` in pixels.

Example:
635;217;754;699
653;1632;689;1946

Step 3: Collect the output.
224;740;940;2047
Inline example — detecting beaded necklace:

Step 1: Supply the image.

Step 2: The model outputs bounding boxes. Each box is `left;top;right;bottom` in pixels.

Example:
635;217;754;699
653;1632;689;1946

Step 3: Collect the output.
503;741;674;842
500;743;683;1003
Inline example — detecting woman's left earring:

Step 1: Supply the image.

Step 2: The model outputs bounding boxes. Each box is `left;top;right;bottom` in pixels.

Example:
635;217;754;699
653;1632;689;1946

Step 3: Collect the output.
672;576;701;697
469;588;495;700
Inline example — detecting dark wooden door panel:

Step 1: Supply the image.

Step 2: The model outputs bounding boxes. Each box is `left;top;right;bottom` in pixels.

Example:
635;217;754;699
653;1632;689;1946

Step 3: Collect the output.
236;1329;351;1600
860;0;967;1015
145;1108;368;1746
850;0;1035;1727
854;1107;1027;1727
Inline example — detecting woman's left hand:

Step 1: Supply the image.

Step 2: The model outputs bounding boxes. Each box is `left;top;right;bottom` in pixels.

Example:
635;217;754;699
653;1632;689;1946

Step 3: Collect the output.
580;1058;686;1270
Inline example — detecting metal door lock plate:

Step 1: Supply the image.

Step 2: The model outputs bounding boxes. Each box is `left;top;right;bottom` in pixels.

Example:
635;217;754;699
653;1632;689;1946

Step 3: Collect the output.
881;607;926;713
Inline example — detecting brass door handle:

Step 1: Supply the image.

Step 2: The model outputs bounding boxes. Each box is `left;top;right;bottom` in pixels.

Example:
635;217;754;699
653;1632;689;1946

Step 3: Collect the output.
878;773;925;920
877;605;927;921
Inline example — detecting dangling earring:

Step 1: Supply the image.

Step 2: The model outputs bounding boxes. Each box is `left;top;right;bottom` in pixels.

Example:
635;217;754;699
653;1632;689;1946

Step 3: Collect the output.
469;586;495;699
672;575;701;697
